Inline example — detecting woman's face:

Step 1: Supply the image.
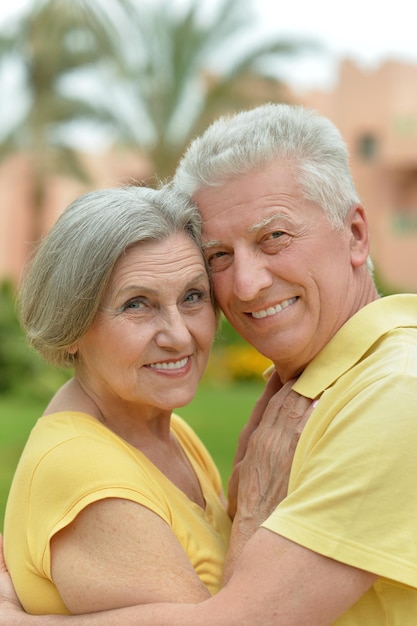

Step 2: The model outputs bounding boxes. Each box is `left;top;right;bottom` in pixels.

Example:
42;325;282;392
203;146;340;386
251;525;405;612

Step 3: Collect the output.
74;232;216;416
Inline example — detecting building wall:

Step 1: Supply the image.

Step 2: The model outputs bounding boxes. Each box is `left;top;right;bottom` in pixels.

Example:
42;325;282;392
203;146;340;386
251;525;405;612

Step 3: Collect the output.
2;58;417;291
298;58;417;291
0;150;152;284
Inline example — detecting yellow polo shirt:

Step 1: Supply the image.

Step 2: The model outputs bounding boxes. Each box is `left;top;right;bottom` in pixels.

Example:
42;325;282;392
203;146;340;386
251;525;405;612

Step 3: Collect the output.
4;412;231;614
262;294;417;624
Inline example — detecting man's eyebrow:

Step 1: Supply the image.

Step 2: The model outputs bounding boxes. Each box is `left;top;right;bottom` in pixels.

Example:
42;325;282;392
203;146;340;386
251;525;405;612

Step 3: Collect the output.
249;213;288;233
201;213;290;249
201;240;221;250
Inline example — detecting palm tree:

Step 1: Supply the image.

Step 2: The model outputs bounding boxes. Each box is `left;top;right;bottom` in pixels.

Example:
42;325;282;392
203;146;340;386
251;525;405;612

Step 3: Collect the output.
0;0;319;242
0;0;131;242
115;0;319;180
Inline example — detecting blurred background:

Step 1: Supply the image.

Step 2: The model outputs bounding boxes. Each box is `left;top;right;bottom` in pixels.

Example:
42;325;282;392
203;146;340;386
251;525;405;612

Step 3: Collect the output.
1;0;417;528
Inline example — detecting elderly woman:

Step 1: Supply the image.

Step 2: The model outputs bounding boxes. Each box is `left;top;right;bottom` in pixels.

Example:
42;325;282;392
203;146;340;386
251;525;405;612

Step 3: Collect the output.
3;185;309;619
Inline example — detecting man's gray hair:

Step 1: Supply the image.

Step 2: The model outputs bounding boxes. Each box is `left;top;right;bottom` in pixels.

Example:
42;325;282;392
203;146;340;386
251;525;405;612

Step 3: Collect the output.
174;103;360;229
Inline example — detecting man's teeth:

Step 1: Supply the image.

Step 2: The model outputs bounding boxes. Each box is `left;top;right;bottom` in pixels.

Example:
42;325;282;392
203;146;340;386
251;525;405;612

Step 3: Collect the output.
148;357;188;370
251;297;297;319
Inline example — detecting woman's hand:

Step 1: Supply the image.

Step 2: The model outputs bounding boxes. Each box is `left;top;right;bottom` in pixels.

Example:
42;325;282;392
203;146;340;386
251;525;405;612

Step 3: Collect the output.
224;381;316;581
0;533;26;624
236;381;313;523
227;370;282;519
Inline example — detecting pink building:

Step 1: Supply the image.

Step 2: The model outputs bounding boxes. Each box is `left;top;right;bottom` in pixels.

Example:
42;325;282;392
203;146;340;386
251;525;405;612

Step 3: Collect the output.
2;58;417;291
0;150;151;285
299;58;417;292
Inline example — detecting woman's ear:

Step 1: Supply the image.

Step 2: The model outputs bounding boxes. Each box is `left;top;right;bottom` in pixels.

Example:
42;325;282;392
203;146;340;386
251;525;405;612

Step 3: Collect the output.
348;205;370;268
67;343;78;355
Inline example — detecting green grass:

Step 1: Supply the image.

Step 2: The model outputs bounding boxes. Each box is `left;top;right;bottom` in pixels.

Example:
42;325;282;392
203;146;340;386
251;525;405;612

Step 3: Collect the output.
0;380;264;531
0;393;47;532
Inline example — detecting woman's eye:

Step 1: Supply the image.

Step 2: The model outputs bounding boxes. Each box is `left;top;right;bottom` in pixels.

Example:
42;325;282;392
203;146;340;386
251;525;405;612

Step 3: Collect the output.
184;290;204;303
123;298;146;311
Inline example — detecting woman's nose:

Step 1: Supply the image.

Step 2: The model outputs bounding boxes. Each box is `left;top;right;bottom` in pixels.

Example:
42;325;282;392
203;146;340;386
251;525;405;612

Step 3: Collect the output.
155;306;192;349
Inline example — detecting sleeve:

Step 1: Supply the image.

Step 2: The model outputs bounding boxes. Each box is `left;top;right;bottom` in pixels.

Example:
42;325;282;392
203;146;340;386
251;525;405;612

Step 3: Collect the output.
262;373;417;588
27;434;171;578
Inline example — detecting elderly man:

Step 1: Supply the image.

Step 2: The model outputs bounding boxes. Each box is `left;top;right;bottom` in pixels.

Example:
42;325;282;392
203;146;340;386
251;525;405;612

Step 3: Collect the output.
1;104;417;624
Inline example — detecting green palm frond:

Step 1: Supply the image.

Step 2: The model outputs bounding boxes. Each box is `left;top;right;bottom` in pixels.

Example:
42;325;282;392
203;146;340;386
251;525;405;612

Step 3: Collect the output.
0;0;323;223
0;0;135;241
117;0;321;176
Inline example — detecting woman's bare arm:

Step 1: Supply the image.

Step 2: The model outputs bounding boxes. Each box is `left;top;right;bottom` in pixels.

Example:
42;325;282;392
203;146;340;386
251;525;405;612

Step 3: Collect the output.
50;498;210;613
0;526;377;626
0;386;325;625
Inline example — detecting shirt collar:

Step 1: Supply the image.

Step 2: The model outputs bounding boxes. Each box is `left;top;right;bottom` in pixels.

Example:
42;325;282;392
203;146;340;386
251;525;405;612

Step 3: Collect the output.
292;294;417;399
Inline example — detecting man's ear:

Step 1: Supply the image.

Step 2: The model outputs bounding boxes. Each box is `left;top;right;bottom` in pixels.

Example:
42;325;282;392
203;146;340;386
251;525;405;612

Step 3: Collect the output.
348;205;370;268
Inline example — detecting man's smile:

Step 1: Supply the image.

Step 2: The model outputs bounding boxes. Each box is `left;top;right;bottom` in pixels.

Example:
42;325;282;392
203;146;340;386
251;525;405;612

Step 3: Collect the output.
249;297;298;319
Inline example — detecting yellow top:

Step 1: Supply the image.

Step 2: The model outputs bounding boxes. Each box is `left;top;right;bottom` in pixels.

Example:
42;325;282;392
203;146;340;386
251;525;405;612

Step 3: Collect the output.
263;294;417;624
4;412;231;614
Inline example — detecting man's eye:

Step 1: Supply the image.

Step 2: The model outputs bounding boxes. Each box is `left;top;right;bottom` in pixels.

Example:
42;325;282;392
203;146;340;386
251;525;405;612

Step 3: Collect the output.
207;250;230;268
209;251;227;260
269;230;285;239
206;250;233;272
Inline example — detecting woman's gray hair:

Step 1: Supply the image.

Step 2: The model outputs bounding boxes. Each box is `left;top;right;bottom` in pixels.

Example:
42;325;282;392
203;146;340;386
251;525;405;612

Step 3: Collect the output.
173;103;360;229
18;185;209;368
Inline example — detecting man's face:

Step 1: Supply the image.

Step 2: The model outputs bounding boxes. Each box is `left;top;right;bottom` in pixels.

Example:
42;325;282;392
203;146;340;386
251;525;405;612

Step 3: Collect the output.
194;159;367;381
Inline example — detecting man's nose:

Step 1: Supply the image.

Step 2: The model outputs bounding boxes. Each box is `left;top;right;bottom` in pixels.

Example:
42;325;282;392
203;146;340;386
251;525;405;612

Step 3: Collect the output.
232;249;273;302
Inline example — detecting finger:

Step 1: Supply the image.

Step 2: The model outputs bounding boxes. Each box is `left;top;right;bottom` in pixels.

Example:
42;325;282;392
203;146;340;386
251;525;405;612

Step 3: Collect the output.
232;373;284;466
0;534;6;574
294;398;318;435
248;371;283;430
257;381;300;429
